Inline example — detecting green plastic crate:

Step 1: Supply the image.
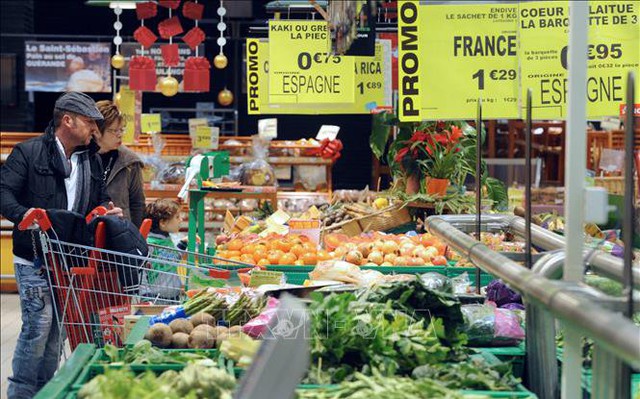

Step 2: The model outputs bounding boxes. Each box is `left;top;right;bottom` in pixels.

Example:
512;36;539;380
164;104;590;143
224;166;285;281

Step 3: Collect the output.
480;343;526;379
70;350;234;393
35;344;96;399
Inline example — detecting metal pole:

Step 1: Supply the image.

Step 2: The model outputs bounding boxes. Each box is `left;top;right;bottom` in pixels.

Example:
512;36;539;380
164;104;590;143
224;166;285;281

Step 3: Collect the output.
562;2;590;398
623;70;636;319
475;98;482;293
525;89;532;269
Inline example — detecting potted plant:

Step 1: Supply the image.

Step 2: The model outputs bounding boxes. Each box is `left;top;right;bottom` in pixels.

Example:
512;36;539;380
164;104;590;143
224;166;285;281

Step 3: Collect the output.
370;112;508;210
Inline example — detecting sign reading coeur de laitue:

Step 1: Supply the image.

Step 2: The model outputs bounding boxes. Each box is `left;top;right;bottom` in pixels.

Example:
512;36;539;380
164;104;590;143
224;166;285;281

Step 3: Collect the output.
520;1;639;119
398;0;639;122
247;38;392;114
268;20;355;104
399;1;520;121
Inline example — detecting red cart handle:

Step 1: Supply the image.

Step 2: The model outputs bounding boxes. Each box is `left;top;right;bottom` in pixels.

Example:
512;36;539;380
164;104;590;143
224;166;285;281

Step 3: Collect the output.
18;209;52;231
85;206;108;224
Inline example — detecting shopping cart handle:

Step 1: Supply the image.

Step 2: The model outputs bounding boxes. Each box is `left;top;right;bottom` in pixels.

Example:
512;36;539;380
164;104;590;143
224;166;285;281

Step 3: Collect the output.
18;209;51;231
139;218;152;239
86;206;108;223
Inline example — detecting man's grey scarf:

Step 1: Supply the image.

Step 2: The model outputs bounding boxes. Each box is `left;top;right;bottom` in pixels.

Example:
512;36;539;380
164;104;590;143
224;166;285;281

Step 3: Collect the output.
56;142;91;215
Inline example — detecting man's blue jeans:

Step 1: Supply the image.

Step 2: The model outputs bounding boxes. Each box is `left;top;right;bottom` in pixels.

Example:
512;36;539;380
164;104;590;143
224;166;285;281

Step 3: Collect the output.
8;262;64;399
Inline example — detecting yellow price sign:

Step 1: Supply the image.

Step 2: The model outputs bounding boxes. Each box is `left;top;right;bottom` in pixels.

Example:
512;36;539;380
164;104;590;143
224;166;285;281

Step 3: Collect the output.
118;85;136;144
520;1;639;119
194;125;219;149
268;21;355;104
140;113;161;133
247;39;391;114
399;1;520;120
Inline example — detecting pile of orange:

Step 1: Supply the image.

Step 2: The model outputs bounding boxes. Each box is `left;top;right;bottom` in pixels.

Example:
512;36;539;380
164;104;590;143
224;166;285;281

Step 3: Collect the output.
215;234;331;266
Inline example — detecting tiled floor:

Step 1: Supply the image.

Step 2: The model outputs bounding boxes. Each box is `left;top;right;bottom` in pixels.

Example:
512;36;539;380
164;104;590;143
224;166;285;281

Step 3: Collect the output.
1;294;20;399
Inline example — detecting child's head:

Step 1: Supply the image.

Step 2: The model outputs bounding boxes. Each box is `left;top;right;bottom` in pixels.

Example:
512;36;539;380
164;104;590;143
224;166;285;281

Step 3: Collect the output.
145;199;182;234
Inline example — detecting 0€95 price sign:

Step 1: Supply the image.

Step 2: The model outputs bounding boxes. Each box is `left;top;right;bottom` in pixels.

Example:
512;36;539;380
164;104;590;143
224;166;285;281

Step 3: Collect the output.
398;0;639;121
268;20;355;104
247;38;391;114
520;0;639;119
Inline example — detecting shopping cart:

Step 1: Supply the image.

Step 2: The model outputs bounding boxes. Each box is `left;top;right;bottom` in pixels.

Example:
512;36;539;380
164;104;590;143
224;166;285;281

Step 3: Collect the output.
18;207;253;353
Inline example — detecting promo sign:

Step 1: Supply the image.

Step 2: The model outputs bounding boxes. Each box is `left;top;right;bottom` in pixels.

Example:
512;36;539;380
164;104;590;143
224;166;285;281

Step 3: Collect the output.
520;0;639;119
268;21;355;104
398;0;639;121
247;39;391;114
399;1;519;120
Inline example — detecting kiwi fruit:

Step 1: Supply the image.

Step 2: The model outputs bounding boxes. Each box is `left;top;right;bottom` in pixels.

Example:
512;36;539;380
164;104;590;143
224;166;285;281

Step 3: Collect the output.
144;323;173;348
188;330;216;349
190;312;216;327
193;324;217;337
169;318;194;335
171;332;190;349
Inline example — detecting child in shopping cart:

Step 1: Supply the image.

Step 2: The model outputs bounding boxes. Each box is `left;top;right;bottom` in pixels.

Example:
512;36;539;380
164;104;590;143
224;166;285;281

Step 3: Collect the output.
140;199;190;303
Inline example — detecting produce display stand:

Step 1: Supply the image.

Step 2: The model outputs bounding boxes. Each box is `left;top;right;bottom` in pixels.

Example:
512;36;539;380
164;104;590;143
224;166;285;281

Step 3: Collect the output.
33;344;96;399
187;188;278;255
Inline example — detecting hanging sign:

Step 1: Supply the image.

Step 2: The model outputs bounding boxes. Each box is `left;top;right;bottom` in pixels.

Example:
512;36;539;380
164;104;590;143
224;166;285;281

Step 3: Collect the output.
398;0;639;121
520;0;639;119
398;1;519;121
247;39;391;114
268;20;355;104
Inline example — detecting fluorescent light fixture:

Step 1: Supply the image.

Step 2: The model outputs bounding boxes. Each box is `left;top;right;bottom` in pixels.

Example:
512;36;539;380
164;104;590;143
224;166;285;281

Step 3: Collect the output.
85;0;152;9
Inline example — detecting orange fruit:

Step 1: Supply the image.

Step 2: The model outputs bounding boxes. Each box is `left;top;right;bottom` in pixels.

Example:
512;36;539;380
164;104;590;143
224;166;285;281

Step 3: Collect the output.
302;242;317;252
241;244;256;255
301;253;318;265
226;250;242;258
267;250;285;264
432;255;448;266
227;239;243;251
419;234;437;247
229;256;242;262
290;244;306;258
316;250;331;261
294;259;305;266
257;258;270;267
240;254;255;264
279;253;297;265
253;248;267;263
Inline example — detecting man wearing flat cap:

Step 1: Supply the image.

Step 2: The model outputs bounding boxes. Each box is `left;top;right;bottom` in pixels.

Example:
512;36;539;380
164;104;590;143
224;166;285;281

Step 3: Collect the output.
0;91;123;398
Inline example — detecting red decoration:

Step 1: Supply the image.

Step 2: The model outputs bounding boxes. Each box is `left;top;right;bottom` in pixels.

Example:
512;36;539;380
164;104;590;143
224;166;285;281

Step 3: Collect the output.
133;26;157;48
182;27;205;50
135;2;157;19
183;56;210;92
159;0;181;9
158;16;183;39
129;56;157;91
182;1;204;20
161;44;180;67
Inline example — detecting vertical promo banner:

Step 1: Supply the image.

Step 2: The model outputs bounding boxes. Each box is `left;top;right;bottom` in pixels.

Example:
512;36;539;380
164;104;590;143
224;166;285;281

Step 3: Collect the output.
520;1;639;119
268;20;355;104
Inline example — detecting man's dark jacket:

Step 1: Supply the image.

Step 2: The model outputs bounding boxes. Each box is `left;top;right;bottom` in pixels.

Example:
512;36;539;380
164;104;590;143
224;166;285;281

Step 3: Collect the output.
0;122;110;261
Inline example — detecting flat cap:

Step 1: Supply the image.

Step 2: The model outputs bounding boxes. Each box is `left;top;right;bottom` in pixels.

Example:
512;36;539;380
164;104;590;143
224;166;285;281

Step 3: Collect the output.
54;91;104;121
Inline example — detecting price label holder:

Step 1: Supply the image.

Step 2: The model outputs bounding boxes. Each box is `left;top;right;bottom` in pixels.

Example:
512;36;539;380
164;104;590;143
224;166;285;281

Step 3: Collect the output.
194;125;219;150
268;20;355;104
188;117;208;139
399;1;520;120
316;125;340;141
140;113;161;133
258;118;278;139
520;0;639;119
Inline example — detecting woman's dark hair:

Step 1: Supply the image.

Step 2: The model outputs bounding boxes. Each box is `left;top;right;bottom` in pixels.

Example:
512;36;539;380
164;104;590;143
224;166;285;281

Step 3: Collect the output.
145;199;181;230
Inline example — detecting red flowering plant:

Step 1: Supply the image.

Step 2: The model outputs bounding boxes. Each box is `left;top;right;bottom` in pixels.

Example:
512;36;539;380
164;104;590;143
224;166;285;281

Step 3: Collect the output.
370;113;508;210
